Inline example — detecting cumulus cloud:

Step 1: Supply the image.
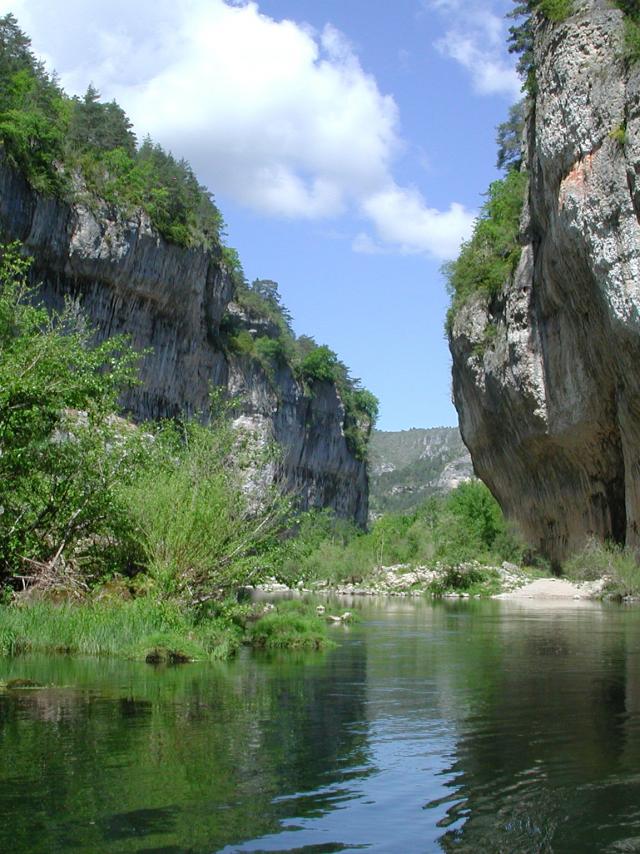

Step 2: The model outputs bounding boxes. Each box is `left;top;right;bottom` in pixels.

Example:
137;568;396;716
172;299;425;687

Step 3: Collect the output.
1;0;474;258
363;185;474;259
424;0;521;100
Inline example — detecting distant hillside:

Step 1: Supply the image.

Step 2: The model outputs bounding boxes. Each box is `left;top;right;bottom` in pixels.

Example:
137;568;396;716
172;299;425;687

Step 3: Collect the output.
369;427;473;516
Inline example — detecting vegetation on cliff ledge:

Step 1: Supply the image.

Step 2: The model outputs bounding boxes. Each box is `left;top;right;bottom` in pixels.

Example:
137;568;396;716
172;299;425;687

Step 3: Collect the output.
444;169;528;332
0;13;378;462
0;13;224;249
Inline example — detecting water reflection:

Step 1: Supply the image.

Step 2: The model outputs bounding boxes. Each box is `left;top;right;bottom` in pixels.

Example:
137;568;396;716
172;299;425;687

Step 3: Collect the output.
1;600;640;852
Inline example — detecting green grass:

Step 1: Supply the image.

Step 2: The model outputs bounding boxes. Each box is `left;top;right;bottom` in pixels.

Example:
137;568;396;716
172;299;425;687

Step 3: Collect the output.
0;596;336;661
564;540;640;599
0;599;242;661
247;600;334;650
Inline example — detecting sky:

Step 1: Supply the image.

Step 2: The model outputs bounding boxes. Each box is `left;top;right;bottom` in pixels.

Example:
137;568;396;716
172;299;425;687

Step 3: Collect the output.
1;0;521;430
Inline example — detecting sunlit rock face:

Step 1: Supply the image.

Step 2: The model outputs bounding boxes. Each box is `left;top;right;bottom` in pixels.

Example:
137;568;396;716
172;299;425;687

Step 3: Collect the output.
0;158;368;525
449;0;640;564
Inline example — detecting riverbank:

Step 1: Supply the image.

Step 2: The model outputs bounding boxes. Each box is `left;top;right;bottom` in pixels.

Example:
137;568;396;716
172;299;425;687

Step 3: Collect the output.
0;597;335;663
257;561;611;601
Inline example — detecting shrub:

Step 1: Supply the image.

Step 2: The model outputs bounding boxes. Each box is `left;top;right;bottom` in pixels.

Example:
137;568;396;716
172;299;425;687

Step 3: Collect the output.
0;243;143;582
564;539;640;597
537;0;573;22
299;345;339;383
445;170;528;331
609;124;628;145
120;418;292;604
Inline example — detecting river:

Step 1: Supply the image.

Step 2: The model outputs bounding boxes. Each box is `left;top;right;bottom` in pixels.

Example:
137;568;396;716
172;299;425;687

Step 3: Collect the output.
1;597;640;852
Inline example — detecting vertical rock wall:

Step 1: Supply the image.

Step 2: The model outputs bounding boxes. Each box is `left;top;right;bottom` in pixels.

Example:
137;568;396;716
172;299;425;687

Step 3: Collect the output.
0;158;369;525
449;0;640;563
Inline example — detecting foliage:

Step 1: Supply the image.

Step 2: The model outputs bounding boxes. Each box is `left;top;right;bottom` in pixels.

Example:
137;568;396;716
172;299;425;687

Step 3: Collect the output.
120;417;293;604
67;84;136;157
617;0;640;63
292;481;523;584
0;14;68;193
564;538;640;598
537;0;573;22
0;14;225;250
0;598;242;660
444;169;528;331
247;600;333;650
0;244;143;582
508;1;573;95
427;563;502;597
224;278;377;460
496;99;526;171
609;124;628;145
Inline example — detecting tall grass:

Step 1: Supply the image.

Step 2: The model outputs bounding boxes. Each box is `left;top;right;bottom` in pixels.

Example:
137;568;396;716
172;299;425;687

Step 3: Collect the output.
0;597;335;661
0;599;241;661
564;539;640;598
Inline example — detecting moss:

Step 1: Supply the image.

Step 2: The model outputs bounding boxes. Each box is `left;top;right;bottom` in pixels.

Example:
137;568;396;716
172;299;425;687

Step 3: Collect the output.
609;124;628;145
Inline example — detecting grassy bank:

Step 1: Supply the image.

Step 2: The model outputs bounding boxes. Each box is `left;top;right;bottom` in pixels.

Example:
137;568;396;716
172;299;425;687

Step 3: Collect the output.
0;597;334;662
564;540;640;600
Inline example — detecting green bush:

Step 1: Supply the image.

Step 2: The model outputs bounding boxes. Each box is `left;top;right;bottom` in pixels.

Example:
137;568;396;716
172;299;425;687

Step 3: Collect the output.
537;0;573;22
564;539;640;597
609;124;628;145
120;418;292;603
445;170;528;332
0;243;143;581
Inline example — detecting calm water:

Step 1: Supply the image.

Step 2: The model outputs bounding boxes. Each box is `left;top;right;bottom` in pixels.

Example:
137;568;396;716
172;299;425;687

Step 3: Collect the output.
2;598;640;853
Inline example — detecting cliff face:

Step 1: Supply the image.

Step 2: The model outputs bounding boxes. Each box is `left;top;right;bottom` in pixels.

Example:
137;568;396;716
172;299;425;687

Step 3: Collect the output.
0;158;368;525
449;0;640;563
368;428;472;517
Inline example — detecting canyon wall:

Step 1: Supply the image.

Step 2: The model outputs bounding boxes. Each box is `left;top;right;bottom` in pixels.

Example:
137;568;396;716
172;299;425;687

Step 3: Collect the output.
449;0;640;563
0;158;368;525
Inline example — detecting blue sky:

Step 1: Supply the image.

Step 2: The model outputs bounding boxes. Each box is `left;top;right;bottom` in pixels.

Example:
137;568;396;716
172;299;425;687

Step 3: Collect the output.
3;0;521;430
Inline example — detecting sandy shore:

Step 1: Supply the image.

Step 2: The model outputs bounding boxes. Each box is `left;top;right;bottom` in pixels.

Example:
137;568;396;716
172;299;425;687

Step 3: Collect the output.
494;577;605;600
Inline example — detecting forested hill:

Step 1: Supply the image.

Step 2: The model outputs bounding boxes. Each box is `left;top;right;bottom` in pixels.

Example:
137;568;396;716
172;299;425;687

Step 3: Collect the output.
368;428;472;517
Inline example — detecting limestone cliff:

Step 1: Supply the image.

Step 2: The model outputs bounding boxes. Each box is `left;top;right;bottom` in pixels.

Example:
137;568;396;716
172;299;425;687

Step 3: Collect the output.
368;427;472;517
449;0;640;564
0;157;368;525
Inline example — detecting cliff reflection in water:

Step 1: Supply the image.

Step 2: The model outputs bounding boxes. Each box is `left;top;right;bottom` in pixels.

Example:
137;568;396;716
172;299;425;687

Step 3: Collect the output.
0;642;370;853
2;600;640;853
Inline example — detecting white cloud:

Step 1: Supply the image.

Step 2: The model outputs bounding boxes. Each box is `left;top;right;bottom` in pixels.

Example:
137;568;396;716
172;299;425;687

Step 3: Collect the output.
363;185;474;259
1;0;475;258
424;1;521;100
352;232;388;255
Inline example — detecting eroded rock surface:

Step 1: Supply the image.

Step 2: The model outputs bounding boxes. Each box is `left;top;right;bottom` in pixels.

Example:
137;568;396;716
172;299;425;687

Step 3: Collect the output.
449;0;640;563
0;159;368;524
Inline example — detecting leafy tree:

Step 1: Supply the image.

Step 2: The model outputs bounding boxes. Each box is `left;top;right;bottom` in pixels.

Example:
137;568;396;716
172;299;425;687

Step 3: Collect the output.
496;99;526;172
0;14;67;192
0;244;142;582
67;85;136;156
298;344;339;383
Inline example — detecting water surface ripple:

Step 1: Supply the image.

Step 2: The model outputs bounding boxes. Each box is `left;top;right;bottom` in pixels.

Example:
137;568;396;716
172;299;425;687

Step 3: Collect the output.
1;598;640;852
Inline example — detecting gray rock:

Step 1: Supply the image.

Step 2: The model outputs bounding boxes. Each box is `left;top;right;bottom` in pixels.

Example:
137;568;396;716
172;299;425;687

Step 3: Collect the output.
0;156;368;524
449;1;640;563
